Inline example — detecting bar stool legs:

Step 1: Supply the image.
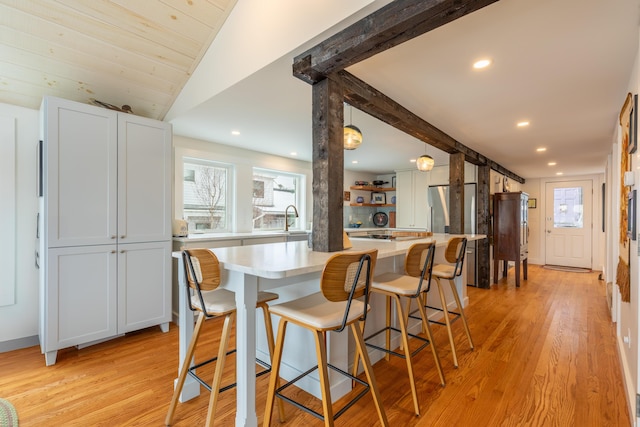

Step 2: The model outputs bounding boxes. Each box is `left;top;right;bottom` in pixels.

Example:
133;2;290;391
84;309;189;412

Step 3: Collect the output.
432;276;474;368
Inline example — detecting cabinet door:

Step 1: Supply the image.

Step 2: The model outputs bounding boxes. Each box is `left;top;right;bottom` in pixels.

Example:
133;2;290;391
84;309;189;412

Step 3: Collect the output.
396;170;429;228
117;115;172;244
117;241;171;333
44;98;118;247
412;171;429;228
45;245;117;351
396;170;414;228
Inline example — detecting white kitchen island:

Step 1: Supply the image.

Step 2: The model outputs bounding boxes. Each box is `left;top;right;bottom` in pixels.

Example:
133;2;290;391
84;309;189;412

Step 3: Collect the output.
172;233;485;427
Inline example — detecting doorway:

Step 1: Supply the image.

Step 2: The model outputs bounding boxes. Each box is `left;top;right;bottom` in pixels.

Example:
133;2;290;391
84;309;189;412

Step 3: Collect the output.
544;180;593;268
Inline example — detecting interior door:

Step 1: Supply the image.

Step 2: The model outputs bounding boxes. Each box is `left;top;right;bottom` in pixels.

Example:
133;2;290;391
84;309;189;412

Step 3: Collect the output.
544;180;593;268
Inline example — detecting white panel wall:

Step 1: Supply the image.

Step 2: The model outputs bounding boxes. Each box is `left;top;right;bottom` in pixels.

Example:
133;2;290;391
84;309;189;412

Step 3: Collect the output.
0;116;15;306
0;103;39;348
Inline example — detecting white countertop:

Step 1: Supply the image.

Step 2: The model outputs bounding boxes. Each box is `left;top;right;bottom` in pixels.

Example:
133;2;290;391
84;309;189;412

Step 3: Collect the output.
173;233;486;279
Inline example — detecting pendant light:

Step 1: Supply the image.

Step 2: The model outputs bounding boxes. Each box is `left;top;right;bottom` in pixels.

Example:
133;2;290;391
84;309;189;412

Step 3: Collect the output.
416;144;434;171
344;104;363;150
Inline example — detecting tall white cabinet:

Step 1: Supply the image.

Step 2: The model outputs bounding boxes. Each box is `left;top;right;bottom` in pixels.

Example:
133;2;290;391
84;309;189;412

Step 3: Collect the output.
395;169;430;229
38;97;172;365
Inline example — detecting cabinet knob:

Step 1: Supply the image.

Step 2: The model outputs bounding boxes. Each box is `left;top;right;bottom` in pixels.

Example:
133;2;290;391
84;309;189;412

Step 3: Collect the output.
120;250;125;254
111;235;116;239
111;250;116;254
120;235;125;239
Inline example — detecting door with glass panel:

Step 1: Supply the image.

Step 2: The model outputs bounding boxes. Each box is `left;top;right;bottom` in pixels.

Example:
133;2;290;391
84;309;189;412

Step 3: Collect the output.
544;180;592;268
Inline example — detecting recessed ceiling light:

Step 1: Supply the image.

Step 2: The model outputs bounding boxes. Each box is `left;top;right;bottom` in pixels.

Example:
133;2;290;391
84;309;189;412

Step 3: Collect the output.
536;147;546;152
548;162;557;166
351;160;358;164
290;152;297;156
410;159;417;163
231;130;240;136
517;121;530;127
556;172;563;175
473;59;491;69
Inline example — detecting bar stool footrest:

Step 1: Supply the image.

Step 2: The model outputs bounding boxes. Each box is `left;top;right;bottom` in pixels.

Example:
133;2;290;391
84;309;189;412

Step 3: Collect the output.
275;363;370;421
364;326;432;359
187;350;272;394
412;305;462;326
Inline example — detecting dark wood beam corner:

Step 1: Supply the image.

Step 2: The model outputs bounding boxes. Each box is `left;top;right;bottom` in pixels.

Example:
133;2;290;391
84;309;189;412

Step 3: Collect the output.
293;0;500;84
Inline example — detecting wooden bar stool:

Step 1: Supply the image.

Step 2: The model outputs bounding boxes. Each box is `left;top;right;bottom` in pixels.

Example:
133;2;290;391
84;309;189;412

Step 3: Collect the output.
356;242;445;417
263;249;388;427
165;249;283;427
419;237;474;368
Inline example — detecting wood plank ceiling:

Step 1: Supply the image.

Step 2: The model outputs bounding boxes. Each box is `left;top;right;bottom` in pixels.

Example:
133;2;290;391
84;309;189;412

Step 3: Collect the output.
0;0;237;119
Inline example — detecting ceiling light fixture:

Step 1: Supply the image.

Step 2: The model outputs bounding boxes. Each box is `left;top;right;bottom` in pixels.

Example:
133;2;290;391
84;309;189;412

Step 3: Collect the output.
536;147;546;152
517;121;530;127
548;162;557;166
344;104;363;150
416;144;434;172
231;130;240;135
473;59;492;69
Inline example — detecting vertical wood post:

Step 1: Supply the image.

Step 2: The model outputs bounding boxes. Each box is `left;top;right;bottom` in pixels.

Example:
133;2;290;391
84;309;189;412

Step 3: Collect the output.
449;152;465;234
311;76;345;252
477;165;491;288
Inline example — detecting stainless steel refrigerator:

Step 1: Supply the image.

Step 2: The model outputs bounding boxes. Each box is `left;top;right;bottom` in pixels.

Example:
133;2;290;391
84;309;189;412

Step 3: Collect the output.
428;183;478;286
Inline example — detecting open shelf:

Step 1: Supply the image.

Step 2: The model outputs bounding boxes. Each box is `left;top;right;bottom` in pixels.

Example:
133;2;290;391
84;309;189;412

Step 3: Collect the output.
349;203;395;207
350;186;396;191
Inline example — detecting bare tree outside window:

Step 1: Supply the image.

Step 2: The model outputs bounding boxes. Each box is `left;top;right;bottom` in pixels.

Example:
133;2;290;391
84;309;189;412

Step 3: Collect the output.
183;160;231;232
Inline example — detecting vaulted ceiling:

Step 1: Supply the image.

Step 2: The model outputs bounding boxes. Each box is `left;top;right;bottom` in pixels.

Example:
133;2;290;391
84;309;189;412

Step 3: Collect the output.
0;0;236;119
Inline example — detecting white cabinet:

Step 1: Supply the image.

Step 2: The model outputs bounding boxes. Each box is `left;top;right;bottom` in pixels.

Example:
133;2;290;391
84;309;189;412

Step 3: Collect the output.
395;170;430;229
39;96;172;365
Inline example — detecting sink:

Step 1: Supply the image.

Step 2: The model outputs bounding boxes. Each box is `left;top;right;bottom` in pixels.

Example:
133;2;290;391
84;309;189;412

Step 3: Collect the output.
284;231;309;242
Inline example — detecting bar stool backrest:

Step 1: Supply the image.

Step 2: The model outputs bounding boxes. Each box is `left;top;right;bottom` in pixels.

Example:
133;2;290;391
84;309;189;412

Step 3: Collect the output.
444;237;468;278
320;249;378;331
404;242;436;295
182;249;222;316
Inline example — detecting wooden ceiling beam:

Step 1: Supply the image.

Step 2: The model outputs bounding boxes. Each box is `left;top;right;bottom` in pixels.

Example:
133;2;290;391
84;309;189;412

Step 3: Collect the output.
293;0;499;84
340;71;524;183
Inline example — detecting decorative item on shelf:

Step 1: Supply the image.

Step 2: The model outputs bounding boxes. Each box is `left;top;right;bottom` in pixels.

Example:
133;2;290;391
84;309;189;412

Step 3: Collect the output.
372;192;386;204
354;180;368;186
372;180;388;187
373;212;388;227
356;196;365;203
344;103;363;150
502;175;510;192
391;196;396;204
416;144;434;171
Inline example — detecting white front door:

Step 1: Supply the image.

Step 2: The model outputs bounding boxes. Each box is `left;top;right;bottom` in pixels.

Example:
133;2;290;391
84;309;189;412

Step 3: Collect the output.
544;180;593;268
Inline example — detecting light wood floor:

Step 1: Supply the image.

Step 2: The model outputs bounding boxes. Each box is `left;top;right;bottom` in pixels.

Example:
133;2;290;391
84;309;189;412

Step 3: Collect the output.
0;265;631;426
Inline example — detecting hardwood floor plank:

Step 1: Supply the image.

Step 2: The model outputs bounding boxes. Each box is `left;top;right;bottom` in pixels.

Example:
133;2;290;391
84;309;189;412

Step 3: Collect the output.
0;265;631;426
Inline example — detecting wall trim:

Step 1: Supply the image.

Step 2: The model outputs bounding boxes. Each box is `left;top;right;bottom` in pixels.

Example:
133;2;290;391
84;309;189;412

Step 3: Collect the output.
0;335;39;353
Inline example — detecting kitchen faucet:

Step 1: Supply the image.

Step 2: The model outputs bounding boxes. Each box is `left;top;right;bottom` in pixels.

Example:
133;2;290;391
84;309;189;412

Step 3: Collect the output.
284;204;299;231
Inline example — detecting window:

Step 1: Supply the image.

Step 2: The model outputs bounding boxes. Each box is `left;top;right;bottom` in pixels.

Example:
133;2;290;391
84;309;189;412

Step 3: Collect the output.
183;158;233;233
252;168;303;231
553;187;583;228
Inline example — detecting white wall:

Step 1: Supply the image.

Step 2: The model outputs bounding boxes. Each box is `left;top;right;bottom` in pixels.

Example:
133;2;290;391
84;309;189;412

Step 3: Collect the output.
0;103;40;350
616;30;640;422
166;0;390;121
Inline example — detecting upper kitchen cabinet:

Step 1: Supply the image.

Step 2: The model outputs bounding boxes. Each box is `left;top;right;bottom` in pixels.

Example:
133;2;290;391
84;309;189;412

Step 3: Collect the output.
42;99;118;247
395;170;430;229
117;114;172;243
41;98;171;247
39;96;172;365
